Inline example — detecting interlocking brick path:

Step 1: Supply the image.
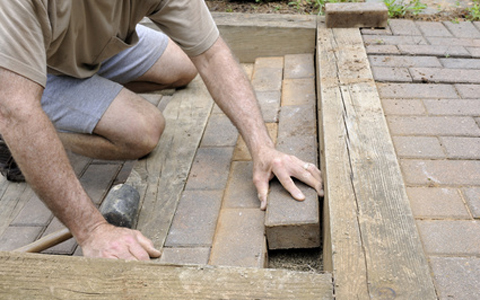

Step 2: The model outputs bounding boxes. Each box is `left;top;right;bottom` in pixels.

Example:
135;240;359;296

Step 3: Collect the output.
362;20;480;299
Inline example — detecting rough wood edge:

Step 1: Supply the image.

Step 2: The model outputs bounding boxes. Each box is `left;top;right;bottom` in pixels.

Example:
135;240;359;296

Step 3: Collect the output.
0;251;334;300
141;13;318;63
317;24;437;299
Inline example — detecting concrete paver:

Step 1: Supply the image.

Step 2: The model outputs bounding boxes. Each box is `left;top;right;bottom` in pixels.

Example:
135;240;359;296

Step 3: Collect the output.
406;187;470;219
165;190;222;247
417;220;480;255
381;99;426;115
430;257;480;300
462;187;480;218
392;136;445;159
363;19;480;299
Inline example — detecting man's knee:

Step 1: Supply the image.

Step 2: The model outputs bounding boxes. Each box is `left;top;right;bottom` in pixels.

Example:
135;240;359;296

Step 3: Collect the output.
132;109;165;158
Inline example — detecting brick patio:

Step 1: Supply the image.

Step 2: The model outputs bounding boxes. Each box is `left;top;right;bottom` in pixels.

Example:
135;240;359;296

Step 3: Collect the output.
363;19;480;299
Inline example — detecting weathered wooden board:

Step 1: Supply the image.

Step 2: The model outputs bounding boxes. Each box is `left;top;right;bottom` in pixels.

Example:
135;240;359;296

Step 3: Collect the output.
215;13;316;62
317;26;437;299
0;251;334;300
126;76;213;250
141;13;316;63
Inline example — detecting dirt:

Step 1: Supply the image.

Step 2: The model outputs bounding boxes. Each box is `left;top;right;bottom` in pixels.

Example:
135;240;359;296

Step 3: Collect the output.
206;0;475;22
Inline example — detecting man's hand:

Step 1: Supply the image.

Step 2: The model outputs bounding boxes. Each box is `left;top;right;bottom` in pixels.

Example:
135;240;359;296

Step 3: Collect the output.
253;147;324;211
79;223;161;261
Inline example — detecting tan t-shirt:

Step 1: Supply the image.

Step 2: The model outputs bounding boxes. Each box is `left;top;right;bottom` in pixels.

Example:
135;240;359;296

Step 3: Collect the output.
0;0;219;87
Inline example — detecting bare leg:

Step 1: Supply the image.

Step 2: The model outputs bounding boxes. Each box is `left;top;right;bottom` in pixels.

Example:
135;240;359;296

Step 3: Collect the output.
59;38;197;160
125;37;197;93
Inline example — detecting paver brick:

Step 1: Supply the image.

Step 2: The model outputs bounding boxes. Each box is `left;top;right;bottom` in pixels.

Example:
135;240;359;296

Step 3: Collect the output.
467;46;480;58
377;83;459;98
372;66;412;82
11;195;52;226
397;45;470;57
256;90;281;123
417;220;480;255
462;187;480;218
252;57;283;92
406;187;469;219
427;36;480;47
392;136;445;159
415;21;452;37
381;99;426;115
185;147;234;190
387;116;480;136
388;19;422;36
281;78;316;106
401;159;480;186
113;160;135;185
443;21;480;39
440;137;480;159
365;44;400;55
223;161;258;209
455;84;480;98
251;67;283;92
80;164;121;205
430;257;480;300
284;54;314;79
159;247;210;265
277;105;316;140
325;2;388;29
363;34;427;46
369;55;442;68
265;180;320;249
0;226;43;251
439;58;480;69
200;114;238;147
410;67;480;84
254;56;284;70
165;190;222;247
424;99;480;116
209;208;267;268
233;123;278;161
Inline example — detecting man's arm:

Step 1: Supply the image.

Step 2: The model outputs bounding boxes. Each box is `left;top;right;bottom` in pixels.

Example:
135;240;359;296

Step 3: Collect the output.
0;68;160;260
190;38;323;210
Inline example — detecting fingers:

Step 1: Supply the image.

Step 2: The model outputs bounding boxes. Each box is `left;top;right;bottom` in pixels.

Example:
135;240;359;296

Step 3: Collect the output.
253;169;271;211
299;163;324;197
135;231;162;258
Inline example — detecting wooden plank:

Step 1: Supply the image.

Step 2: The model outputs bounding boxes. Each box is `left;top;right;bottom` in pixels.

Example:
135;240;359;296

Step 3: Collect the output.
126;76;213;250
140;13;316;63
0;251;334;300
317;26;437;299
215;13;316;63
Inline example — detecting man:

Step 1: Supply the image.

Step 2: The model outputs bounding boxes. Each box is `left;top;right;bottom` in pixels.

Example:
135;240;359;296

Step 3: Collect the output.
0;0;323;260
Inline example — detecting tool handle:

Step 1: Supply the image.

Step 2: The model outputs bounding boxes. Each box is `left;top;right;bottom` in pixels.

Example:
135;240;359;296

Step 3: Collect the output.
13;227;72;253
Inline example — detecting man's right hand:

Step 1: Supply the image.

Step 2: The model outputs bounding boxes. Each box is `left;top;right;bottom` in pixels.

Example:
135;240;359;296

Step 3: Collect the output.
79;222;161;261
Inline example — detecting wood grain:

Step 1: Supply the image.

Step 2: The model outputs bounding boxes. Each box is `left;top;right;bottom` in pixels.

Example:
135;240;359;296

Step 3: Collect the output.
317;26;437;299
0;251;334;300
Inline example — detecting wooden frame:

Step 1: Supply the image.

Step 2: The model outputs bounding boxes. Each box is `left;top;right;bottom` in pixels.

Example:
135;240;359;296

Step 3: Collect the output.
0;13;437;299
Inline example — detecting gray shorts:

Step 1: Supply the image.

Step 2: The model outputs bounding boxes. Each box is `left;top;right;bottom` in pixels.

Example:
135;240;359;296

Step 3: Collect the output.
41;25;169;134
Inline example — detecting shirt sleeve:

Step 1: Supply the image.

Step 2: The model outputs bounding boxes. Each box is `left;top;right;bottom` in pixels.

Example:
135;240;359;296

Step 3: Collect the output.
0;1;49;87
148;0;219;56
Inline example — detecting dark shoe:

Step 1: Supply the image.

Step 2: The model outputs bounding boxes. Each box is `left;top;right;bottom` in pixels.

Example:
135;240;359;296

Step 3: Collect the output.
0;135;25;182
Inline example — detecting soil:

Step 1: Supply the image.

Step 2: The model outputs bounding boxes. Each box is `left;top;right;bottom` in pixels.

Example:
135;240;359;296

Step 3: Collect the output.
206;0;475;22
